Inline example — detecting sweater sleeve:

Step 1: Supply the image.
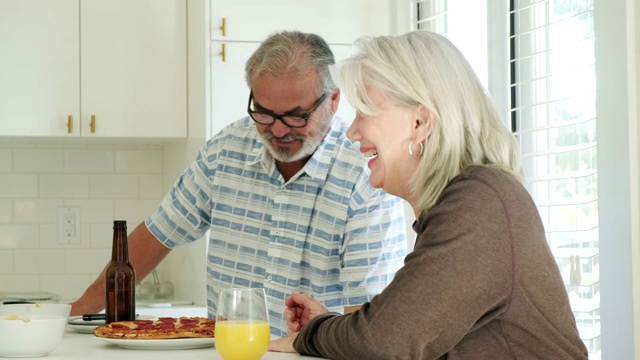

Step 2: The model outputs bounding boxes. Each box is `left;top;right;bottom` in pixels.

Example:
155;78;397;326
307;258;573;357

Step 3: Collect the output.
293;312;342;357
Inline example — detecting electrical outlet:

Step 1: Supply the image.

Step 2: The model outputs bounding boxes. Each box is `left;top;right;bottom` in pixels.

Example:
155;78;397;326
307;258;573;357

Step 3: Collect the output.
57;207;81;245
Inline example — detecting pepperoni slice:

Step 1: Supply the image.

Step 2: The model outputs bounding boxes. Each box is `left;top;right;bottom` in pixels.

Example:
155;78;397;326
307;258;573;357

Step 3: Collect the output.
133;320;154;325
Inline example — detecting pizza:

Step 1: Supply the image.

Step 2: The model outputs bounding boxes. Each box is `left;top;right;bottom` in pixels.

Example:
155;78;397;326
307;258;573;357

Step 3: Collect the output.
93;316;215;339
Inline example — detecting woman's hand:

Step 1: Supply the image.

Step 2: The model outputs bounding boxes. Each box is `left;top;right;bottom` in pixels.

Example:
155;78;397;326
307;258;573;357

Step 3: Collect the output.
268;332;298;353
284;291;329;334
269;292;328;354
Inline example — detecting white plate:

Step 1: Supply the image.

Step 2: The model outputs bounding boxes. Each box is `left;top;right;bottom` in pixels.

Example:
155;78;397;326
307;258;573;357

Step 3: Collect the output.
68;322;103;334
95;336;214;350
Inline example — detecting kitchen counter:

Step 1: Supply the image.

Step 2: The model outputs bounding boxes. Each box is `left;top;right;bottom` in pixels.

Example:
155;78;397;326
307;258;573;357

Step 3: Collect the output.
38;328;323;360
32;305;325;360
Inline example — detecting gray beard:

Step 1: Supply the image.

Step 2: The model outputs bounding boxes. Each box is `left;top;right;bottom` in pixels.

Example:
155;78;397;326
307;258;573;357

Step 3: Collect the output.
260;132;321;162
259;119;332;163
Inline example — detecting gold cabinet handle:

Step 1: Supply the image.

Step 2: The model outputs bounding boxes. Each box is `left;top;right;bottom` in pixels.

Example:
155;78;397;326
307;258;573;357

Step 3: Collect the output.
220;17;226;36
90;115;96;133
67;115;73;134
220;43;226;62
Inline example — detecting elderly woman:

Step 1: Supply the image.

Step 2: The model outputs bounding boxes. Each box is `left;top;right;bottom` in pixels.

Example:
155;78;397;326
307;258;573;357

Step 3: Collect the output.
268;31;588;359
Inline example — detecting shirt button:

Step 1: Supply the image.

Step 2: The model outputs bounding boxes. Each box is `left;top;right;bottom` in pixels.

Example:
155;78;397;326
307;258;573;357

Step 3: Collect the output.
267;275;272;281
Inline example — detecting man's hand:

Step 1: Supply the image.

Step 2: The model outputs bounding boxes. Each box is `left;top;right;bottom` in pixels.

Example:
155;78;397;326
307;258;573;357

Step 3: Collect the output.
283;291;329;335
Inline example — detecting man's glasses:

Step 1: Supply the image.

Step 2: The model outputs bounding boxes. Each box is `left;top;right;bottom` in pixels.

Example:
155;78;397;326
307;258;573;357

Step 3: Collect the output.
247;92;328;128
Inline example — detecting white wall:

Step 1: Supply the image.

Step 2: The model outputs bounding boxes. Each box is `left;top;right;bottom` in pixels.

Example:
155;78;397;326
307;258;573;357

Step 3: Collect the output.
154;0;210;306
594;0;640;358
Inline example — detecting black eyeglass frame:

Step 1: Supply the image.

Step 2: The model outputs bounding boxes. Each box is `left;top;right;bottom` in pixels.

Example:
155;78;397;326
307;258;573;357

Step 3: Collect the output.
247;92;329;128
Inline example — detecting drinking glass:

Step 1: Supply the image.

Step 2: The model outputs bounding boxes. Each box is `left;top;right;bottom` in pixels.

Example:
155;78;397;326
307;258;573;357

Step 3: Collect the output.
215;288;270;360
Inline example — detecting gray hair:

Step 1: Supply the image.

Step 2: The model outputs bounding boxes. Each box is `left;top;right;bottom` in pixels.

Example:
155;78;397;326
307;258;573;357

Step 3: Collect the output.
245;31;336;94
334;30;523;212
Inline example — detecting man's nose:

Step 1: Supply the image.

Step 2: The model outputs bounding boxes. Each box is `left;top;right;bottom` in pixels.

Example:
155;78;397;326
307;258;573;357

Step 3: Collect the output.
270;118;291;137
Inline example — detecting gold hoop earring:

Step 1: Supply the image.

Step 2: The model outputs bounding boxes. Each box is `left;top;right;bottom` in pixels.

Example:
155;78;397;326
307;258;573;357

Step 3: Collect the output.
409;141;424;157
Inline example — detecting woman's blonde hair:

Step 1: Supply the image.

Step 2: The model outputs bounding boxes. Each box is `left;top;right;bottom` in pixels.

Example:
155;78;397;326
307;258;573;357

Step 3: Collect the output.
334;30;523;212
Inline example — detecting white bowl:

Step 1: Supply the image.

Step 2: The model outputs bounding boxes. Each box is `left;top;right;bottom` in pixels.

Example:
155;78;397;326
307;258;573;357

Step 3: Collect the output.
0;304;70;357
0;303;71;318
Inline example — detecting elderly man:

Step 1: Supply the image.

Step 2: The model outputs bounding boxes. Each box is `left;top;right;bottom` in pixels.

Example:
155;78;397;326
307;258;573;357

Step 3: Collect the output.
71;31;407;337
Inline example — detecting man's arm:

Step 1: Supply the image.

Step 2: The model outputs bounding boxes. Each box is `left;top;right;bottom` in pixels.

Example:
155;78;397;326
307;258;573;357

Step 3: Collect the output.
69;221;172;316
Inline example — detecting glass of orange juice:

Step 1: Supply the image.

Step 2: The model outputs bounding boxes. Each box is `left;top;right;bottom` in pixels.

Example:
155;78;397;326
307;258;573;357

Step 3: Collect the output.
215;288;270;360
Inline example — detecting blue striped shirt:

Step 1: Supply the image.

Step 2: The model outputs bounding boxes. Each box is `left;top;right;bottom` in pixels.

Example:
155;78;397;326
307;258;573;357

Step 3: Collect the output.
147;116;407;337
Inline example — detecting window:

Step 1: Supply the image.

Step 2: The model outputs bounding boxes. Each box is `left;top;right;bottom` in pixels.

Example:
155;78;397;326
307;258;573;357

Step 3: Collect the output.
510;1;598;356
414;0;598;357
413;0;488;87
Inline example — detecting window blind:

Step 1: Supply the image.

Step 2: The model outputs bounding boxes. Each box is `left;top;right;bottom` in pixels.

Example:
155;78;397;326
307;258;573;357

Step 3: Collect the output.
414;0;598;357
510;1;598;356
414;0;449;34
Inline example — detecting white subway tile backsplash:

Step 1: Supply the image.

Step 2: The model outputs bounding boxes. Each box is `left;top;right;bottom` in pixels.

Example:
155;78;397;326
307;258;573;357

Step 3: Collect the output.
0;224;39;249
14;250;65;274
13;149;64;173
39;224;66;249
114;199;159;225
115;149;162;174
39;174;90;198
1;143;164;299
0;275;39;292
91;174;139;198
40;274;94;300
0;200;11;222
139;175;163;199
62;200;113;223
90;223;119;248
0;174;38;198
65;149;114;174
13;199;62;223
0;149;11;172
65;248;111;273
0;251;13;273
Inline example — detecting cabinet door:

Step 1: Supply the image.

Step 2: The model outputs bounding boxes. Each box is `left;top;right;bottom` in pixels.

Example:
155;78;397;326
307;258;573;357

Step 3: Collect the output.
211;42;355;137
210;0;392;44
81;0;187;138
210;41;258;136
0;0;80;136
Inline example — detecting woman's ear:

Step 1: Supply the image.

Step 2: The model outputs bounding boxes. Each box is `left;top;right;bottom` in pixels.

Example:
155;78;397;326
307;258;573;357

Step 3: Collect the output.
415;104;433;143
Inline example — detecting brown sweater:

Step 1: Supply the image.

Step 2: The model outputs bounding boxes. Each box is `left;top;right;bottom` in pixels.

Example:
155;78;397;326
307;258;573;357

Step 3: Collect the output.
293;166;588;359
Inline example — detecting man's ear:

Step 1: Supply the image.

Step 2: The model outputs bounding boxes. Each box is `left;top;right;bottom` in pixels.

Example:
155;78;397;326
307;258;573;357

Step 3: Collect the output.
330;88;340;114
415;104;434;143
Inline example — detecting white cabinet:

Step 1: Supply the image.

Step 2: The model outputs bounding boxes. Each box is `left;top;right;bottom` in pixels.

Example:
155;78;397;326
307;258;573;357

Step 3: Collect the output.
209;0;393;136
210;41;259;135
0;0;187;138
81;0;187;138
0;0;79;136
209;0;393;44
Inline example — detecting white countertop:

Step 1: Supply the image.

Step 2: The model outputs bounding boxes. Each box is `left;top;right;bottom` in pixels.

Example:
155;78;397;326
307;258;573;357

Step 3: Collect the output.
35;306;324;360
37;328;322;360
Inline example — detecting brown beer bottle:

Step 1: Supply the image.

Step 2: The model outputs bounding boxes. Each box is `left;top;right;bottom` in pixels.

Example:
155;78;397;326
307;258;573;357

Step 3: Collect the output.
105;220;135;323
